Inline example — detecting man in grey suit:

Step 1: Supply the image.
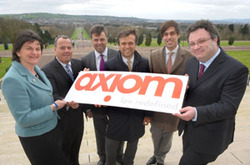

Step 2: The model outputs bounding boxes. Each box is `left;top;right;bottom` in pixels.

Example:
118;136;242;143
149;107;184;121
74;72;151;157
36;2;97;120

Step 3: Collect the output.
147;20;191;165
81;25;123;165
174;20;248;164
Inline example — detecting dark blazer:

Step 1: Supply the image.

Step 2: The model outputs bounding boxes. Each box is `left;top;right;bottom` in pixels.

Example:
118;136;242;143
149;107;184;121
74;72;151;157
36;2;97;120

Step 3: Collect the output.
178;48;249;155
42;58;84;116
149;46;191;132
42;57;84;163
104;50;152;142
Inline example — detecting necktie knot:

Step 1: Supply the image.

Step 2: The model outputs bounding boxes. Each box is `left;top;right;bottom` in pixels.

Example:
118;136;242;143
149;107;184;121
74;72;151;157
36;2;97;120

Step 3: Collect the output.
100;54;105;71
198;64;205;78
65;64;74;81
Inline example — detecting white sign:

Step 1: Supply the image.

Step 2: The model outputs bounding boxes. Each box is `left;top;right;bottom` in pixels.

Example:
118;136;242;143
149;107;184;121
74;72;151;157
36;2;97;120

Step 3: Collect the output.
65;71;188;114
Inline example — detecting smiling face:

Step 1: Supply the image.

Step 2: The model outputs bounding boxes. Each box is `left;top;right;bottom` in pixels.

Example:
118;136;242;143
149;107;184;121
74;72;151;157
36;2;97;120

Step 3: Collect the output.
188;28;219;63
54;37;72;64
91;31;108;54
162;26;180;51
17;40;42;68
119;34;136;60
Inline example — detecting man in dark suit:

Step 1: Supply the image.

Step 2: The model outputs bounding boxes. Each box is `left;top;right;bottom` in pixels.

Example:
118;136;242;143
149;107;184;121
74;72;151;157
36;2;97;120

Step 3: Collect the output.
173;20;249;165
81;25;123;165
147;20;191;165
42;35;84;165
104;29;152;165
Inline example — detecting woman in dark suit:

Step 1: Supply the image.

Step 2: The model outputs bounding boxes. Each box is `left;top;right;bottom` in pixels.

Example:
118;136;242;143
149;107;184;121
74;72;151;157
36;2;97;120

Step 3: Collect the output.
1;30;70;165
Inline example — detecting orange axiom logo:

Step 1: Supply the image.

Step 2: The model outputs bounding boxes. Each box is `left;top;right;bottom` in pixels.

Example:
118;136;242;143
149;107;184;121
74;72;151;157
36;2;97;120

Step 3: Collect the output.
75;73;183;102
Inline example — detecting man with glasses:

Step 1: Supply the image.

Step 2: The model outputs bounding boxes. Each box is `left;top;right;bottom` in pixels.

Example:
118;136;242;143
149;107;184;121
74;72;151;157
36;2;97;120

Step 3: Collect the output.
173;20;249;165
147;20;191;165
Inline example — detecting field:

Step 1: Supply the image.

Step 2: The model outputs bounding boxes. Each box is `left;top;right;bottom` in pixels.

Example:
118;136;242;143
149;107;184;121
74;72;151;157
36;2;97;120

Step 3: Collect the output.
136;39;250;47
0;57;11;79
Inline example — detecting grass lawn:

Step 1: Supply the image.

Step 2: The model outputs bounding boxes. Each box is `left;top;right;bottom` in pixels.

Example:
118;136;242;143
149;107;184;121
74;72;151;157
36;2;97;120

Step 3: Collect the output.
0;57;12;79
82;28;91;40
137;39;250;47
226;50;250;73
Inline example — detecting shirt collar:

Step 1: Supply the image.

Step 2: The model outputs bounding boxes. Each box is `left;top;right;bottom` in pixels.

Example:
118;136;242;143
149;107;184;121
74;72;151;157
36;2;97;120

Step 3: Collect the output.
95;47;108;58
165;45;179;55
200;48;221;69
56;57;71;68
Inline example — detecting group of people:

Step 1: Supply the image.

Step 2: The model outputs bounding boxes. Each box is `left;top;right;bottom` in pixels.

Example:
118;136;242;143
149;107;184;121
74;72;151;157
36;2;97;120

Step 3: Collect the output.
1;20;248;165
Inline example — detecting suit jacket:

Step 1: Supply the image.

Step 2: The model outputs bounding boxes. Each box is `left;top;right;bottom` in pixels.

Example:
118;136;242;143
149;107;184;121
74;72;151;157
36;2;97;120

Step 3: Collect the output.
81;48;118;111
149;46;191;132
2;61;57;137
178;48;248;155
42;58;84;117
104;50;152;142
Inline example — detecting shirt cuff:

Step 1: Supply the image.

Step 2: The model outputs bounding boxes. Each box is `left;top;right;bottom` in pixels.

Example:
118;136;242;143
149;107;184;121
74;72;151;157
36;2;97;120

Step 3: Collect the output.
192;107;198;122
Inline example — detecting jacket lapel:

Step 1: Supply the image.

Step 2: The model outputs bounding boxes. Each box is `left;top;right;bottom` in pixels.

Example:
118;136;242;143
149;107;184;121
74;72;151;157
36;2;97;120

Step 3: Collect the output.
192;50;225;88
156;47;167;74
13;61;52;91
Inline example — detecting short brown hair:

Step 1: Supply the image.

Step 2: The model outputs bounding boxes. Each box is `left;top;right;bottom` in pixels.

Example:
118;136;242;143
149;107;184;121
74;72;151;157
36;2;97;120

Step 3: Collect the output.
90;25;108;38
186;20;220;46
160;20;180;37
54;35;72;47
117;29;138;44
12;30;43;62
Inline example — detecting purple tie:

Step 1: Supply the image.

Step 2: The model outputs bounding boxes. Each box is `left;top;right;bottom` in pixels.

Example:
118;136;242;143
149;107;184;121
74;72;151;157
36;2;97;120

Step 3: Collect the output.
100;54;105;71
198;64;205;78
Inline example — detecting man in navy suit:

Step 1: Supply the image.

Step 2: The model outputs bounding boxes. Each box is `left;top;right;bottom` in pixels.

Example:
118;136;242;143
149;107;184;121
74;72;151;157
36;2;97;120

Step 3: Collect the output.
174;20;249;165
81;25;124;165
42;35;84;165
104;29;152;165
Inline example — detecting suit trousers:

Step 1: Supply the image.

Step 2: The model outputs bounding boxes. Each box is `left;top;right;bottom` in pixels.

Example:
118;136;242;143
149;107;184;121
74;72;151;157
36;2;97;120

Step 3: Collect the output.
92;110;108;161
179;126;218;165
106;137;138;165
19;127;70;165
57;109;83;165
150;124;173;164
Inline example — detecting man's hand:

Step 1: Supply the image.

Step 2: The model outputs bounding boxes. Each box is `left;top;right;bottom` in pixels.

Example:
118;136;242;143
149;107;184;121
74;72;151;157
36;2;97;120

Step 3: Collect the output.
143;116;151;125
173;106;196;121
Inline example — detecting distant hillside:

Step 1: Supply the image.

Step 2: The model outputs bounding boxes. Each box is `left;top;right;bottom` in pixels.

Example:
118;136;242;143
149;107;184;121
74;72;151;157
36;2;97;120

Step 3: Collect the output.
1;13;249;26
0;13;151;26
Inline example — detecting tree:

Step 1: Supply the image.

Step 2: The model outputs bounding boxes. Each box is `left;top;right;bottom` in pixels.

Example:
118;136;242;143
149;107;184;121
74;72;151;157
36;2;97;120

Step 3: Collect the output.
228;36;234;45
137;33;144;45
157;32;162;46
145;33;152;46
241;24;249;35
228;24;234;33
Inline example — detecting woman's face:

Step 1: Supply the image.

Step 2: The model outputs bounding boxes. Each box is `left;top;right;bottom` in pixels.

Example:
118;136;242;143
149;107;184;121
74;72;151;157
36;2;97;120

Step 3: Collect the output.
17;40;42;67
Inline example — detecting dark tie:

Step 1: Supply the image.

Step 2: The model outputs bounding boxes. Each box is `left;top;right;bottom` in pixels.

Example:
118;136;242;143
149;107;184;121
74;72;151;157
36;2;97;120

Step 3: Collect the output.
127;60;132;71
100;54;105;71
167;51;173;73
198;64;205;78
65;64;74;81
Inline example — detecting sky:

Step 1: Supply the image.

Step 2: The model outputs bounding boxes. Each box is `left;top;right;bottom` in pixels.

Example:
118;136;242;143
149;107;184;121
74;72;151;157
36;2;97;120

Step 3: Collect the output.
0;0;250;20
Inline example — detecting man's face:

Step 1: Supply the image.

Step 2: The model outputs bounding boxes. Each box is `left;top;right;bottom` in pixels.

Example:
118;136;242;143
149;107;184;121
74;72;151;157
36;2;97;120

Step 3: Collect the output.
119;34;136;59
54;38;72;64
91;31;108;54
188;28;218;63
162;26;180;51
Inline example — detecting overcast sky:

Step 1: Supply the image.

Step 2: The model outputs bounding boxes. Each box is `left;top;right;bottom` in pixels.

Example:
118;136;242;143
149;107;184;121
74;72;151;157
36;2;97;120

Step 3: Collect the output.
0;0;250;20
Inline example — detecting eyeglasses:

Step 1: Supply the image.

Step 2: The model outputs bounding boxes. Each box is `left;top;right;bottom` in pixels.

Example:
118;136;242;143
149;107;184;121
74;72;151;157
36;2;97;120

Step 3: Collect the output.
189;38;211;48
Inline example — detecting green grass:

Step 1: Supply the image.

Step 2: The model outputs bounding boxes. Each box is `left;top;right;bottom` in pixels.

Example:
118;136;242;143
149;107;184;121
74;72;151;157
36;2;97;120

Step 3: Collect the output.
226;50;250;73
0;44;13;50
82;28;91;40
136;39;250;47
71;28;79;40
0;57;12;79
